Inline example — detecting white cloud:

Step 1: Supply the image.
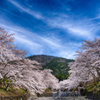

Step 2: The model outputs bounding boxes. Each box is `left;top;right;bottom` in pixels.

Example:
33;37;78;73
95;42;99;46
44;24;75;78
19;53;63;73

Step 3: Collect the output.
41;37;61;49
58;51;75;59
89;14;100;20
0;23;81;59
7;0;96;40
14;34;43;54
0;8;90;59
7;0;95;40
0;23;62;49
47;15;95;39
68;27;93;39
8;0;44;20
56;42;81;59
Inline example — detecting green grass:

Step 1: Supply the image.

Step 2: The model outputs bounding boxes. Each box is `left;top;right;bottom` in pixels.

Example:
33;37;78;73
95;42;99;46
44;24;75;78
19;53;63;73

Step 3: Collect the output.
45;88;52;92
86;81;100;94
0;86;27;97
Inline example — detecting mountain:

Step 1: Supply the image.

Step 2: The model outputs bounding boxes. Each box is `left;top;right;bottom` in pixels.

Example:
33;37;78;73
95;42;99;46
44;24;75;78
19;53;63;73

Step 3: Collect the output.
28;55;74;81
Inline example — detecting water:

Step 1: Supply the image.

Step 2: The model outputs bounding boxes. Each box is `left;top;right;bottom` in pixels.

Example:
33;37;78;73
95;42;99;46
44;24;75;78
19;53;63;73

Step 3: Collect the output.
29;97;89;100
28;91;89;100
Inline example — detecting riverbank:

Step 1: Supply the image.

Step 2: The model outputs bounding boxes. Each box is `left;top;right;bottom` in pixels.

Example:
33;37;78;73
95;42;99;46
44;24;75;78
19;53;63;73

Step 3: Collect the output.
83;80;100;100
0;87;27;97
0;86;30;100
37;89;53;97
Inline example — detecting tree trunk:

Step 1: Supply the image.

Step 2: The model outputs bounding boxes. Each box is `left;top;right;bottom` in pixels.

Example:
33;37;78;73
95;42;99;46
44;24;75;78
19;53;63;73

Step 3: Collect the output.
3;80;10;91
89;70;98;87
5;84;9;91
96;68;100;81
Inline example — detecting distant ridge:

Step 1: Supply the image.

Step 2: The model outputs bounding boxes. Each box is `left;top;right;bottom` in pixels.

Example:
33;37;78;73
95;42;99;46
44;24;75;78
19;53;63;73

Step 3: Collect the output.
28;55;74;81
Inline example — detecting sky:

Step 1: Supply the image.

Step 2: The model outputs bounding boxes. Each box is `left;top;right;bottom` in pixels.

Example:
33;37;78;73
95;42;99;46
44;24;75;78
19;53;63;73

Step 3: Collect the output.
0;0;100;59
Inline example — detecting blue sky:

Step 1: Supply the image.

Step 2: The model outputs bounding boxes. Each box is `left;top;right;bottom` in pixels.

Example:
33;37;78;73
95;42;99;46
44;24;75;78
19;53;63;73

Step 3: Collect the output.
0;0;100;59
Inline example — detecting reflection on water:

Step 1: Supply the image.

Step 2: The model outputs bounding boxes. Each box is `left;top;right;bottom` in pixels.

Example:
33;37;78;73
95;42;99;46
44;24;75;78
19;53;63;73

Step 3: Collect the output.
29;97;74;100
29;97;88;100
29;91;89;100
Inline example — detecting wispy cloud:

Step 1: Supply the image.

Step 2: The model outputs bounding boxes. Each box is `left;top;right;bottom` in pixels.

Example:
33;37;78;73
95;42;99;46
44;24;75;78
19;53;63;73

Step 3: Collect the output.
2;0;100;59
14;34;43;54
0;23;80;58
89;15;100;20
68;27;93;39
57;42;81;59
7;0;95;40
7;0;96;40
8;0;44;20
47;15;96;39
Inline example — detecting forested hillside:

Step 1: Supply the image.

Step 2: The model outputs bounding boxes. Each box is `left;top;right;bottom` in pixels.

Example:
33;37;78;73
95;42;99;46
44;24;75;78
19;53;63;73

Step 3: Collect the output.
28;55;74;81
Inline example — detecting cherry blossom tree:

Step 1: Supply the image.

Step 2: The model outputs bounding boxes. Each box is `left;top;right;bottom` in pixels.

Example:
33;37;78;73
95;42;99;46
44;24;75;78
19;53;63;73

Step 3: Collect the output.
0;27;59;95
0;27;26;91
59;38;100;90
10;60;59;95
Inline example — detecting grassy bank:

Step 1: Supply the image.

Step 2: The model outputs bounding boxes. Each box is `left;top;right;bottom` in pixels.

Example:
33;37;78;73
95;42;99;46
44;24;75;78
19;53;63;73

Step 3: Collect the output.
0;87;27;97
85;81;100;94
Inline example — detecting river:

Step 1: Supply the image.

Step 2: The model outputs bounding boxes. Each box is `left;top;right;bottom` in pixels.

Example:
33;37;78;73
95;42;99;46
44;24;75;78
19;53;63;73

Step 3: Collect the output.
28;91;89;100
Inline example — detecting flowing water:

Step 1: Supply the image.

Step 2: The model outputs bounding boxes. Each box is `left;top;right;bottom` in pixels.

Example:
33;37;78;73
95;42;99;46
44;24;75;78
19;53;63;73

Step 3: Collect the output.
28;91;90;100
